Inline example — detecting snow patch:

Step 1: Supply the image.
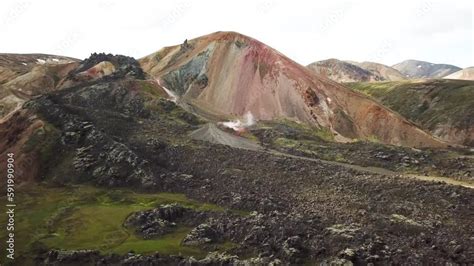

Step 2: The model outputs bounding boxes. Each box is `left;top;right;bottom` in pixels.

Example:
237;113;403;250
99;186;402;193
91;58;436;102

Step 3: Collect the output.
21;62;27;66
36;59;46;64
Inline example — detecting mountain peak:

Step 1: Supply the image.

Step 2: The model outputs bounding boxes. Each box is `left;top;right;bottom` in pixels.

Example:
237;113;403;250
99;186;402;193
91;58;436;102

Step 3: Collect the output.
307;59;382;82
139;33;444;148
393;59;461;78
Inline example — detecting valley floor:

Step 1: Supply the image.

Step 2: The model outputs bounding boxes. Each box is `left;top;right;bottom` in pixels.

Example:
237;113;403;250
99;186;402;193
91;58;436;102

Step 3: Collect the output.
17;138;474;265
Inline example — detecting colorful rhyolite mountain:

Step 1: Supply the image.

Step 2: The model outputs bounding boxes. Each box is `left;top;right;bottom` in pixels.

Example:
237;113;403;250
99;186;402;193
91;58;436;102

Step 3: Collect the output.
0;53;79;119
351;61;406;81
444;67;474;80
306;59;383;82
392;59;461;79
306;59;406;82
140;31;444;147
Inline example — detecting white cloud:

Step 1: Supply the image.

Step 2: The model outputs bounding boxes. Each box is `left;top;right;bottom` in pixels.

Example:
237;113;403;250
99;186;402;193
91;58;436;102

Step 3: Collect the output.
0;0;472;67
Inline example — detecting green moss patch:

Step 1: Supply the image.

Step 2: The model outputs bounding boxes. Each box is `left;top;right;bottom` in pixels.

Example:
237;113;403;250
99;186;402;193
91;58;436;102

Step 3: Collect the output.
0;185;239;264
346;80;474;133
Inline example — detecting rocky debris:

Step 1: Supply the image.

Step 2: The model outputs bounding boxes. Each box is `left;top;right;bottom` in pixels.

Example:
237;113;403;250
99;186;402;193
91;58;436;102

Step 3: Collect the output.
326;224;361;239
373;151;392;160
196;252;239;264
20;109;474;265
125;204;190;239
322;258;354;266
189;252;282;265
39;250;283;265
182;223;221;246
353;237;392;263
167;143;474;264
72;145;95;170
177;211;315;263
21;77;166;186
253;124;473;179
389;214;423;227
72;52;145;80
42;249;101;265
338;248;357;261
282;236;305;258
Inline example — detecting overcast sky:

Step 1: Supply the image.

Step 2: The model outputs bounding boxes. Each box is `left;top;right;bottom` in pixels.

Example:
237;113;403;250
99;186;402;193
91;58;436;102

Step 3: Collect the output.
1;0;472;67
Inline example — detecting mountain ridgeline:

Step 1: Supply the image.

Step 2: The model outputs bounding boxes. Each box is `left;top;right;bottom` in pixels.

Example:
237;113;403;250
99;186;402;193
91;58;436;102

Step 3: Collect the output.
392;59;461;79
347;80;474;146
140;32;444;148
306;59;406;82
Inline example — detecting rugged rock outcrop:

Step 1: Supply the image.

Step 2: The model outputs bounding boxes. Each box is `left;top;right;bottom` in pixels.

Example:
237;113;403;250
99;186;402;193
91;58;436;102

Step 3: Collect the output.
57;53;146;88
125;204;206;239
0;53;171;184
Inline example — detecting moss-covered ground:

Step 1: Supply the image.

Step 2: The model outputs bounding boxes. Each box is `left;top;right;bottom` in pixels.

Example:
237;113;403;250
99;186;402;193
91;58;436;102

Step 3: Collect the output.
0;184;238;265
346;80;474;132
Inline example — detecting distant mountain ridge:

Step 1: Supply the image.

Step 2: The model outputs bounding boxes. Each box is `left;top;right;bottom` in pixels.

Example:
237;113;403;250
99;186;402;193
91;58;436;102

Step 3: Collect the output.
444;67;474;80
306;59;406;82
0;53;79;119
392;59;461;79
351;61;406;81
306;59;383;82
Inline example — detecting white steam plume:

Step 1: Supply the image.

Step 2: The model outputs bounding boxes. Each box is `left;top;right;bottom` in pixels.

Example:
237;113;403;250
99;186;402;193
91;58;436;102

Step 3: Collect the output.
221;111;256;131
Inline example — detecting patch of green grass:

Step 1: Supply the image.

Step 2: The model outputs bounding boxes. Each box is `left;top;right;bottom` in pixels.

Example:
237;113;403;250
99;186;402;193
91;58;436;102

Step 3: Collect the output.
366;135;381;143
275;137;300;148
239;131;259;142
0;185;241;264
140;80;167;98
313;127;335;142
145;98;204;126
346;80;474;136
334;153;346;163
267;118;335;142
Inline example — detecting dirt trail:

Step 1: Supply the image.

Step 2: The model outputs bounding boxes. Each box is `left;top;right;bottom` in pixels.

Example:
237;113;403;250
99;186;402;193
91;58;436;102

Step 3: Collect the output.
272;151;474;189
191;123;474;189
